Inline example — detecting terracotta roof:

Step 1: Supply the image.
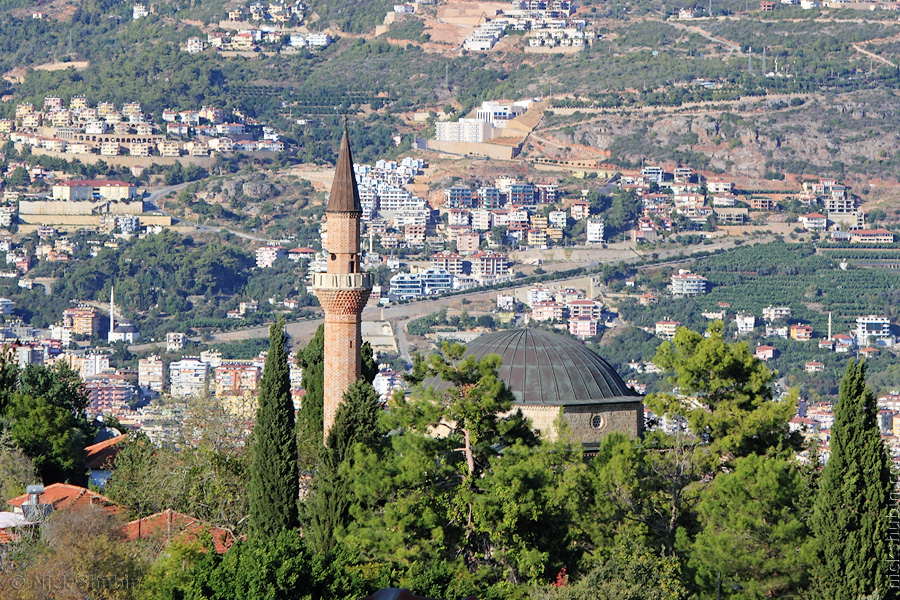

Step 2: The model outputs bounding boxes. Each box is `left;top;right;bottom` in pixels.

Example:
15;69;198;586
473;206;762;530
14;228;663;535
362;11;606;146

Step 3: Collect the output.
85;434;127;470
7;483;120;514
122;509;235;553
326;126;362;213
855;229;893;235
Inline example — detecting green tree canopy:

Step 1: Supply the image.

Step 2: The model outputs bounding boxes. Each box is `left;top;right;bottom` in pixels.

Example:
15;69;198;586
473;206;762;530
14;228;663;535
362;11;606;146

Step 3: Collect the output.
248;317;299;538
810;360;896;599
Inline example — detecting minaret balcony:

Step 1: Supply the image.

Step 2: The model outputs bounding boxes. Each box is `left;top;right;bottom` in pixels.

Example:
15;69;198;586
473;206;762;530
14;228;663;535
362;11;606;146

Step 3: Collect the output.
312;272;374;291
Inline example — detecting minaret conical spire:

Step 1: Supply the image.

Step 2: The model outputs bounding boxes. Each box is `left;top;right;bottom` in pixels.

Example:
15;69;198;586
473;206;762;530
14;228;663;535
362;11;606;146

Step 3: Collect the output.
326;125;362;213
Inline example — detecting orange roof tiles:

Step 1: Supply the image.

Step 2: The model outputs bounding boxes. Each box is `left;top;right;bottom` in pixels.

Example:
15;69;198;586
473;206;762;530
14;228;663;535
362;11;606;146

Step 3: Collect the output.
122;509;235;553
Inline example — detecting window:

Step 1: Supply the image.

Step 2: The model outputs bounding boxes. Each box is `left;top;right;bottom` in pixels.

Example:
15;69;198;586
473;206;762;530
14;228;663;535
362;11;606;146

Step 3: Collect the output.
590;414;606;430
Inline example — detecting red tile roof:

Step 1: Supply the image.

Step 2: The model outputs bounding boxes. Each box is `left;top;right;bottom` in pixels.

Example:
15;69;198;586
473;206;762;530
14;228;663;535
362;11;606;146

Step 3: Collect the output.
84;434;128;470
122;509;235;553
7;483;120;514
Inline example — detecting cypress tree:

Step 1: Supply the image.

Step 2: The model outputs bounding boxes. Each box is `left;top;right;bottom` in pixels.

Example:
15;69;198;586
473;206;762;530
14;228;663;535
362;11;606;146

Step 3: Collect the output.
810;360;896;599
303;380;382;554
296;325;324;467
248;317;299;538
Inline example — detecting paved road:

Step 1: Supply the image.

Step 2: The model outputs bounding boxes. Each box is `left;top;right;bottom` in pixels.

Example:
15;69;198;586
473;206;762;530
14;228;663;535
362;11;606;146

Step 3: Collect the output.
129;235;771;353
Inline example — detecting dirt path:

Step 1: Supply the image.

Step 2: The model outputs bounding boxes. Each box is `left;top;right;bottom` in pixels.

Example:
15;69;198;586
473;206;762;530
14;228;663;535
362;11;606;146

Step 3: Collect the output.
852;43;897;68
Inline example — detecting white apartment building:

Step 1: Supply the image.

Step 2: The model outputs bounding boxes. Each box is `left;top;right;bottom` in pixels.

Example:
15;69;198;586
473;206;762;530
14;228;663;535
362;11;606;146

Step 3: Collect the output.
470;210;493;231
256;246;285;268
549;210;567;228
856;315;893;346
166;332;185;352
671;270;708;297
169;358;209;398
735;314;756;335
586;218;605;243
435;119;492;144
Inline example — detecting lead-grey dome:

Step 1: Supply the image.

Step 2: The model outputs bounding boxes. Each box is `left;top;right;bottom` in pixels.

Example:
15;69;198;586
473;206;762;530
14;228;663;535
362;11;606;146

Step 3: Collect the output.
426;328;639;406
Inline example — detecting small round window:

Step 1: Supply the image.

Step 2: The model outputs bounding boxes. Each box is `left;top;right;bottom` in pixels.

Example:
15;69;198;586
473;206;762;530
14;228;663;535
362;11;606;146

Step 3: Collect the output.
591;414;606;430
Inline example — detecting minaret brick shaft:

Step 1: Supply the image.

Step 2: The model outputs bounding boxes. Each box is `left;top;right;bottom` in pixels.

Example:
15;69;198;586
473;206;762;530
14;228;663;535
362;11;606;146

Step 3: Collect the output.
312;127;372;444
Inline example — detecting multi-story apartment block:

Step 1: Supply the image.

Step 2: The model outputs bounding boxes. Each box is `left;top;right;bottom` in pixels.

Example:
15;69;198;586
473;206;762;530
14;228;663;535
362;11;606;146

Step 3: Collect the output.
431;251;464;275
762;306;791;322
568;300;602;320
435;119;492;143
470;209;492;231
531;301;564;322
457;231;481;254
655;320;681;339
138;355;165;392
470;251;509;281
256;246;285;268
856;315;892;346
477;187;503;210
214;362;262;397
169;358;209;398
445;186;475;209
670;270;707;297
568;316;599;339
62;307;101;336
166;332;186;352
586;218;605;243
570;200;590;221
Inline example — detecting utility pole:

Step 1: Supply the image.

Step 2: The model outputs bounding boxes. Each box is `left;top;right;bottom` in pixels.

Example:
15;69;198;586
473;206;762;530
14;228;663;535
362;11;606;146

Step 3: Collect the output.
762;46;766;74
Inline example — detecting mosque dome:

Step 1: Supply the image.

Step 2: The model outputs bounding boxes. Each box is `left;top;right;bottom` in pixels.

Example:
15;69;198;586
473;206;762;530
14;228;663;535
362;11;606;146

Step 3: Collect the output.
429;328;640;406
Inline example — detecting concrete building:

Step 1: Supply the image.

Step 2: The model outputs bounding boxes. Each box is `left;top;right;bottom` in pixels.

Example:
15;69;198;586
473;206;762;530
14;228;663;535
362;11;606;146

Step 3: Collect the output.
856;315;893;346
435;119;492;143
166;332;185;352
586;218;605;244
256;246;286;268
51;180;136;201
312;128;374;443
138;355;165;392
670;270;707;297
169;358;209;398
62;307;101;336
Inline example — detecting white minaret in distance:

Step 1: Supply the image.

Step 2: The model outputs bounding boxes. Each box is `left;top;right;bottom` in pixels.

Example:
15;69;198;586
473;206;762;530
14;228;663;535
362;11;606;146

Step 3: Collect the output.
109;286;115;342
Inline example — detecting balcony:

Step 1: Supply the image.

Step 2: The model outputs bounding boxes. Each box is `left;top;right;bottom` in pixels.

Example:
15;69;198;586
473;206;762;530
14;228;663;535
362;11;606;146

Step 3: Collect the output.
311;272;373;290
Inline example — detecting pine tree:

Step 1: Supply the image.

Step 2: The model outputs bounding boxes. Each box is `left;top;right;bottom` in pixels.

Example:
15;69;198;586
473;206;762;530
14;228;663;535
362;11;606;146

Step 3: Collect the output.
810;360;895;599
248;317;299;538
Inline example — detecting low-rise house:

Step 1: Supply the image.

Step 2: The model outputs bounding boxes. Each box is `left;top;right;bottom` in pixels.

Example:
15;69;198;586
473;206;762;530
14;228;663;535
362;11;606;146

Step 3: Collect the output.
754;345;777;361
799;213;827;230
805;360;825;373
850;229;895;244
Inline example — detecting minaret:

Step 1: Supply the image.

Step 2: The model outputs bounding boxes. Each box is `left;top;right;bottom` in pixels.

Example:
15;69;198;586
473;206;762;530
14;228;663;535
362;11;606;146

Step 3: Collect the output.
109;286;115;342
312;126;373;444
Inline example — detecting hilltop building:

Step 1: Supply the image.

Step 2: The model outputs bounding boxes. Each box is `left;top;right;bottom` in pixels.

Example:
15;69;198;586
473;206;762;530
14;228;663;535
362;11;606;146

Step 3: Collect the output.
312;127;373;443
